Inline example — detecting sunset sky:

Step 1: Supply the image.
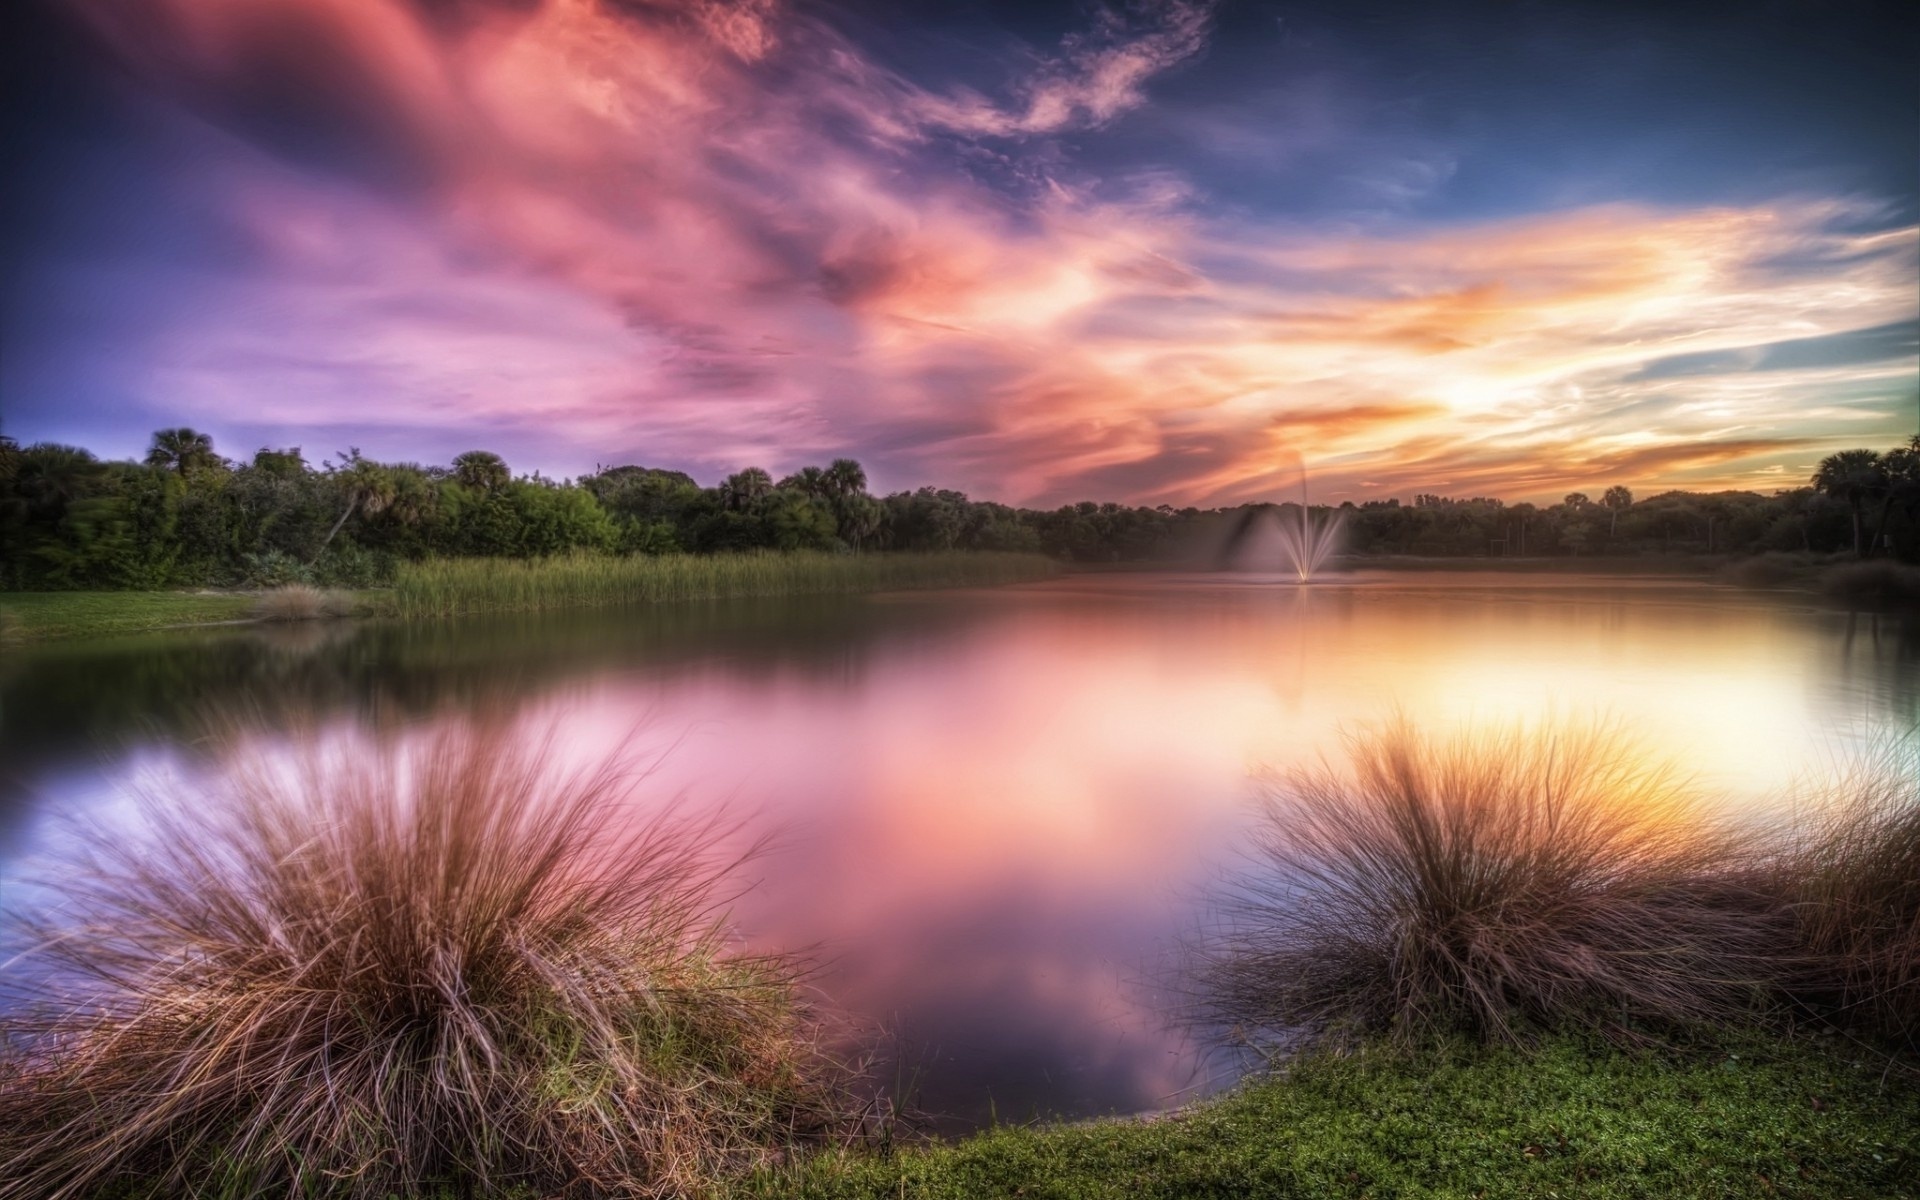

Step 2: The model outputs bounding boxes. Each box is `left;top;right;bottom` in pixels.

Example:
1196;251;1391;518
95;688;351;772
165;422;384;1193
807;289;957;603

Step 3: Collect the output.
3;0;1915;506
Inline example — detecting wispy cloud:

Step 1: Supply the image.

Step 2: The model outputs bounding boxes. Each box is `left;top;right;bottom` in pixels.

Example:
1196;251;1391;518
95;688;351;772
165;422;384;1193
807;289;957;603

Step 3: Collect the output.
44;0;1920;502
911;0;1215;137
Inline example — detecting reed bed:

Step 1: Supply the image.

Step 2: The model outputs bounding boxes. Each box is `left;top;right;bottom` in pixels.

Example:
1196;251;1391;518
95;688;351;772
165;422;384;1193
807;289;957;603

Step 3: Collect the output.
1199;718;1782;1050
382;551;1059;620
0;725;854;1200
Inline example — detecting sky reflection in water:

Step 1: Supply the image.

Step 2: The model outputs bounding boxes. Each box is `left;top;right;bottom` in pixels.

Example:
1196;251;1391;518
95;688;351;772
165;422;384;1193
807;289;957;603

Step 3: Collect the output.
2;574;1915;1128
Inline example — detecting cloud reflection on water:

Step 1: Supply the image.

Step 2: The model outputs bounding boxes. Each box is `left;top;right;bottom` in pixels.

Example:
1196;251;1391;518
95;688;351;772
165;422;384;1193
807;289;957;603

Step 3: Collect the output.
2;575;1915;1126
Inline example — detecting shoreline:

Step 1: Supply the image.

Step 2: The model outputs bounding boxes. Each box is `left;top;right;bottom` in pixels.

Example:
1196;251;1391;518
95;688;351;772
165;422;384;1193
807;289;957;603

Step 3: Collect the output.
0;551;1062;644
10;551;1917;645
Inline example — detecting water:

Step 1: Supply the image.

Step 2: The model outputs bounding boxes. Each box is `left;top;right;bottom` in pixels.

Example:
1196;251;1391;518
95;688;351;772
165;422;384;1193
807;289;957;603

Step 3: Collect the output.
1;571;1914;1128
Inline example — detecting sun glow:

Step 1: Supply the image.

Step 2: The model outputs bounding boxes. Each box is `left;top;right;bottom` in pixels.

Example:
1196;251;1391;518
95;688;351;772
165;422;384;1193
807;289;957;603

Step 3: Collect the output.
16;0;1906;503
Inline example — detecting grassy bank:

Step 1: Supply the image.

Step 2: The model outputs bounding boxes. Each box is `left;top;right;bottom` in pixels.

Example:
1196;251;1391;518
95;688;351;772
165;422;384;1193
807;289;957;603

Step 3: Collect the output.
0;551;1060;641
0;590;257;642
380;550;1059;619
746;1037;1918;1199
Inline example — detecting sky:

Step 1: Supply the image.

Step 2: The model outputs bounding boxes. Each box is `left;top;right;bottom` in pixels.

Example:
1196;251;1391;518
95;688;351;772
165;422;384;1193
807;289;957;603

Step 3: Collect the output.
2;0;1916;507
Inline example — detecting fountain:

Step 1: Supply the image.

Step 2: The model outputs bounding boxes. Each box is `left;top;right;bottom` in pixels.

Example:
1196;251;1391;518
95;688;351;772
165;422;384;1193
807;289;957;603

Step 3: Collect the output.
1276;494;1345;581
1215;467;1347;581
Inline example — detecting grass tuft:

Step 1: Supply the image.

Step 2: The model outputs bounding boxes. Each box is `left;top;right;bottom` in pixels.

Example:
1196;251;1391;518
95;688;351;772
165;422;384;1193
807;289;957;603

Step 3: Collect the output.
381;551;1058;619
1200;718;1780;1049
250;582;354;622
0;724;853;1200
1776;742;1920;1048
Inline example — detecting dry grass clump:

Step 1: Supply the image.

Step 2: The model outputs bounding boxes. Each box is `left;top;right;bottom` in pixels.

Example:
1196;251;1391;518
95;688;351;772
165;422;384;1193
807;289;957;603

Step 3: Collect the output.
0;726;851;1200
1775;744;1920;1048
1717;552;1817;588
1818;559;1920;606
1201;719;1778;1050
252;582;354;621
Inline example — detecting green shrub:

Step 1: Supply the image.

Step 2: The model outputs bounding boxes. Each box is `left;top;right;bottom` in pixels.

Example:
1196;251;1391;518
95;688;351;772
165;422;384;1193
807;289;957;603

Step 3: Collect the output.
310;539;393;588
239;548;312;588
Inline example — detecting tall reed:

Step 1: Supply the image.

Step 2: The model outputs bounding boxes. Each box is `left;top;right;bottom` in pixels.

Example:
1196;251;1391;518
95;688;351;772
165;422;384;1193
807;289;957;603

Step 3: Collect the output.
381;551;1058;620
1775;741;1920;1047
0;724;852;1200
1200;718;1780;1049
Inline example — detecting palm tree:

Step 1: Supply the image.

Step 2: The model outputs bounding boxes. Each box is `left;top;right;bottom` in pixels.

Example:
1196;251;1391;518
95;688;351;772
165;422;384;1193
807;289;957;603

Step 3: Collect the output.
382;466;439;530
837;494;882;551
780;466;829;501
721;468;774;512
1866;437;1920;557
1600;486;1633;538
13;444;105;514
1812;449;1887;557
312;451;396;562
824;458;867;501
451;451;510;492
145;428;218;475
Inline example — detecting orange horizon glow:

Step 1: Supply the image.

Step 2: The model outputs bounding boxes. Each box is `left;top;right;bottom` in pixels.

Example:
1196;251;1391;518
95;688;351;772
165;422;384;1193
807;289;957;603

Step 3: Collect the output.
31;0;1920;506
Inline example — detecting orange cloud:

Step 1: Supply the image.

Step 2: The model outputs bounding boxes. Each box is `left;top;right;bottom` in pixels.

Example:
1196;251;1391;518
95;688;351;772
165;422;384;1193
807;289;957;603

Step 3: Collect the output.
68;0;1919;504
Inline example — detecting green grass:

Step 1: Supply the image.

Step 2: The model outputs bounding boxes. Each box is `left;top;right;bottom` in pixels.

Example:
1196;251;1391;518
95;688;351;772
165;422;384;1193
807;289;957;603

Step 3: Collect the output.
0;590;259;642
746;1037;1919;1200
0;552;1060;641
381;551;1060;619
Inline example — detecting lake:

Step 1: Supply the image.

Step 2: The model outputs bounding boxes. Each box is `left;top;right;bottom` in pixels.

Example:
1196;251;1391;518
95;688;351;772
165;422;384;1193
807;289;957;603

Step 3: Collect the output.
2;571;1914;1129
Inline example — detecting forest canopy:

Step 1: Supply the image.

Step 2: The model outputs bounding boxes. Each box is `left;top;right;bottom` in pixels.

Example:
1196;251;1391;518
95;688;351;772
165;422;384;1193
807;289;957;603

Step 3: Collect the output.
2;430;1916;591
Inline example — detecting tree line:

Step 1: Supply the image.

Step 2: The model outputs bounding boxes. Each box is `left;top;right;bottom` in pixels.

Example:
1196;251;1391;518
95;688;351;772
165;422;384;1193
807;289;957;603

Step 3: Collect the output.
1;429;1915;590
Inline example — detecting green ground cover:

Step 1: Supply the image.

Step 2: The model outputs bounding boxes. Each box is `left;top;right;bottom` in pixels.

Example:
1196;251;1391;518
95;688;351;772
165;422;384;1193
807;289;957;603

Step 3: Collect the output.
0;551;1060;642
0;590;256;642
746;1037;1918;1200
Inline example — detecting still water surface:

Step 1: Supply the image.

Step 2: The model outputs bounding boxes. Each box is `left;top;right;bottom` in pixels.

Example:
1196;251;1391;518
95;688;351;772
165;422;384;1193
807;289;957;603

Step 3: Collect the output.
2;572;1915;1127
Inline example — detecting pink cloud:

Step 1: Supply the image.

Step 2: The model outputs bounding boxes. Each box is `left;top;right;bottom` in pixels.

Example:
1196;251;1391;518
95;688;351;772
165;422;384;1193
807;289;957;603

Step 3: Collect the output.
68;0;1920;502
